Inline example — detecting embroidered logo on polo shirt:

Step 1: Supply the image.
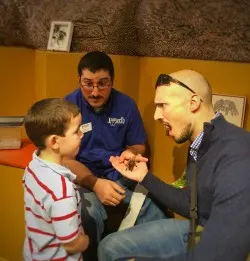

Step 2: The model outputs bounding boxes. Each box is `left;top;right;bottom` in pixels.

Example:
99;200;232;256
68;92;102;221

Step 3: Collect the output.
107;117;125;126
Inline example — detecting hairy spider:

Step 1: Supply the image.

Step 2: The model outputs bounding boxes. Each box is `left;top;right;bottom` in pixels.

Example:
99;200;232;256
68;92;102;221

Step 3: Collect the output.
125;157;137;171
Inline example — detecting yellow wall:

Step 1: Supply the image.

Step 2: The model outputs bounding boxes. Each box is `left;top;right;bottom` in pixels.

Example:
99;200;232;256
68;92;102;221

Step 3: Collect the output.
0;47;35;116
0;165;25;260
34;51;140;101
0;46;250;259
1;46;250;181
0;48;140;114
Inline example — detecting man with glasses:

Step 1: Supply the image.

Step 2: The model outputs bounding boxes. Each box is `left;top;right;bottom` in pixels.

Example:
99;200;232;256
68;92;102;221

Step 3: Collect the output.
98;69;250;261
64;51;166;261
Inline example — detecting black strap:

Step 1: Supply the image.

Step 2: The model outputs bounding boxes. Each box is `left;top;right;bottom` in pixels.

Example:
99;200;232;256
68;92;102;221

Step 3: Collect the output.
188;162;198;249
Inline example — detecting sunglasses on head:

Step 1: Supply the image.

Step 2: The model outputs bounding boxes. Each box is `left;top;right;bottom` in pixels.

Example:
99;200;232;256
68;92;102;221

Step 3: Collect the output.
155;74;203;102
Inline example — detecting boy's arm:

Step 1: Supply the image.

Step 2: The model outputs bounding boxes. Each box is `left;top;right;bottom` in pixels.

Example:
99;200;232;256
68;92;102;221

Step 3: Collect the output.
51;195;88;255
62;226;89;254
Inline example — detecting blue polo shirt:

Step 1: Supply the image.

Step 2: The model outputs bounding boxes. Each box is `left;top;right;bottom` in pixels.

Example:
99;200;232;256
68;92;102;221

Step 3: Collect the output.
65;88;146;180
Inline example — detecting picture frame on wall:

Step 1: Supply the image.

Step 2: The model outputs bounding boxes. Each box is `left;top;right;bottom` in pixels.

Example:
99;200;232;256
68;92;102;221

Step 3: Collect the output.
212;94;246;128
47;21;74;52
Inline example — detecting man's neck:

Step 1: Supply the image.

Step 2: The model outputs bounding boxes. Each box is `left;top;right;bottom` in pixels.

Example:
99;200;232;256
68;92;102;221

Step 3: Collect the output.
191;109;216;142
93;107;104;113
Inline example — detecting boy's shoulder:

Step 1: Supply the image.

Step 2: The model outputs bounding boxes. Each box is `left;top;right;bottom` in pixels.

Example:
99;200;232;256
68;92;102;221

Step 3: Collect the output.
25;158;77;201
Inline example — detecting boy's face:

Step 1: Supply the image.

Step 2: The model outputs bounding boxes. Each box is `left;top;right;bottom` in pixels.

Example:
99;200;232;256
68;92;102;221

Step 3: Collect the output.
57;113;83;158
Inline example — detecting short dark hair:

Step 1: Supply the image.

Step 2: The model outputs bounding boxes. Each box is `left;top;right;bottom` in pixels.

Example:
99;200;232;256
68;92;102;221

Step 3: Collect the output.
24;98;80;150
77;51;114;81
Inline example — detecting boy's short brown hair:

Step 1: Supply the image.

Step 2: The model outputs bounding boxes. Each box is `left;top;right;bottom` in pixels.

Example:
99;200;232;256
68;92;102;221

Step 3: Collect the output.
24;98;80;149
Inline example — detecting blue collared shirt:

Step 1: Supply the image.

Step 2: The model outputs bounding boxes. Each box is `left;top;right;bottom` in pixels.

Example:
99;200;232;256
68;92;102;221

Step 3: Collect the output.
190;112;220;161
65;88;146;180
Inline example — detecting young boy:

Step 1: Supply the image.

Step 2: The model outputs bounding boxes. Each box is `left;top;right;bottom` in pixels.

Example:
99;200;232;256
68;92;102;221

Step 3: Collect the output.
23;98;89;261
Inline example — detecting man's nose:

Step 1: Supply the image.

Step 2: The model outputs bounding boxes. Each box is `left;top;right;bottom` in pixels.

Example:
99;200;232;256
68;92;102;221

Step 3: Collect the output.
154;106;163;121
91;86;100;96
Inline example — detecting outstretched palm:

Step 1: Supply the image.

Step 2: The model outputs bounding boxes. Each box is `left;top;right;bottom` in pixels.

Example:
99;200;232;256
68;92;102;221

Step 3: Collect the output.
109;155;148;182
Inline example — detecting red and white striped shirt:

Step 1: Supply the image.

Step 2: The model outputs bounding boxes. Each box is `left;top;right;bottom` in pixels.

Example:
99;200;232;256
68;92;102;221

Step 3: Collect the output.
23;151;83;261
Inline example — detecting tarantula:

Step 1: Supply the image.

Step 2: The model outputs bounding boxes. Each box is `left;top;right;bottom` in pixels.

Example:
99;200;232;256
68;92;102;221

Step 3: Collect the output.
125;157;137;171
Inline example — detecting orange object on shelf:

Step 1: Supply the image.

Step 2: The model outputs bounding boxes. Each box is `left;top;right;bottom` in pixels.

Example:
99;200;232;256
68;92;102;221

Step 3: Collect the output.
0;139;36;169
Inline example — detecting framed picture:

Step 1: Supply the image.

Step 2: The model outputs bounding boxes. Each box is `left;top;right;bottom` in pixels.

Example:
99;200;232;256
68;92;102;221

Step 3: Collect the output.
212;94;246;127
47;21;74;52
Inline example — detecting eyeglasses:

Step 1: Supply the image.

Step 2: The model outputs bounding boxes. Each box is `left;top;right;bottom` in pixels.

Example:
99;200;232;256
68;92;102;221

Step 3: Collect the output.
81;79;111;90
156;74;197;93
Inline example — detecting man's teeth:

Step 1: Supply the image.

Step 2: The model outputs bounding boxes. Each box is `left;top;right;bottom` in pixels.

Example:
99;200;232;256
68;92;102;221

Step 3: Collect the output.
164;125;171;136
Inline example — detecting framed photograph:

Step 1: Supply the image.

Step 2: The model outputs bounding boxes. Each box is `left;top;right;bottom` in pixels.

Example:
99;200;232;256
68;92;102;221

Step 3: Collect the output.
212;94;246;127
47;21;74;52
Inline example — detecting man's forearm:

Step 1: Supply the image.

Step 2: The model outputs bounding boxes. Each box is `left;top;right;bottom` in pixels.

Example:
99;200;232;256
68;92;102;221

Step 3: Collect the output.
126;144;147;156
63;158;97;190
141;172;190;218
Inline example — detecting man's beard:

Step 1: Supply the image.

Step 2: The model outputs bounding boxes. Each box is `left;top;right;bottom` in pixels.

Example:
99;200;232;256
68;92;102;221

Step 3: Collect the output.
175;122;192;144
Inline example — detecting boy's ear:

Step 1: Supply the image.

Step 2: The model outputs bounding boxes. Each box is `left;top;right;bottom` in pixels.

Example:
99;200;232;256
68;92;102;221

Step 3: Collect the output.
46;135;59;150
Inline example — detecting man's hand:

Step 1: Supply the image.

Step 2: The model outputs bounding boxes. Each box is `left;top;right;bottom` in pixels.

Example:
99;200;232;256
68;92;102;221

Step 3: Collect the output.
109;154;148;182
119;149;136;164
93;178;126;206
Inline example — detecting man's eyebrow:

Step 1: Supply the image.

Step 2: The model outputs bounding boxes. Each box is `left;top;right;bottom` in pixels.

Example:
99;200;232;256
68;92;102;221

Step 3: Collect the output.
82;77;109;81
99;77;109;81
82;78;92;81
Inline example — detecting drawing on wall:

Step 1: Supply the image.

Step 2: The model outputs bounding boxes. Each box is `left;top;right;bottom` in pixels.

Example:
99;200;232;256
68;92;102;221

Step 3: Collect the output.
212;94;246;127
47;21;74;52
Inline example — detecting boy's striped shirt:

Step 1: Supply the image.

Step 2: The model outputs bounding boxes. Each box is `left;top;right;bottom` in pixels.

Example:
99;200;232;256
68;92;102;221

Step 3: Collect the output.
23;151;83;261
